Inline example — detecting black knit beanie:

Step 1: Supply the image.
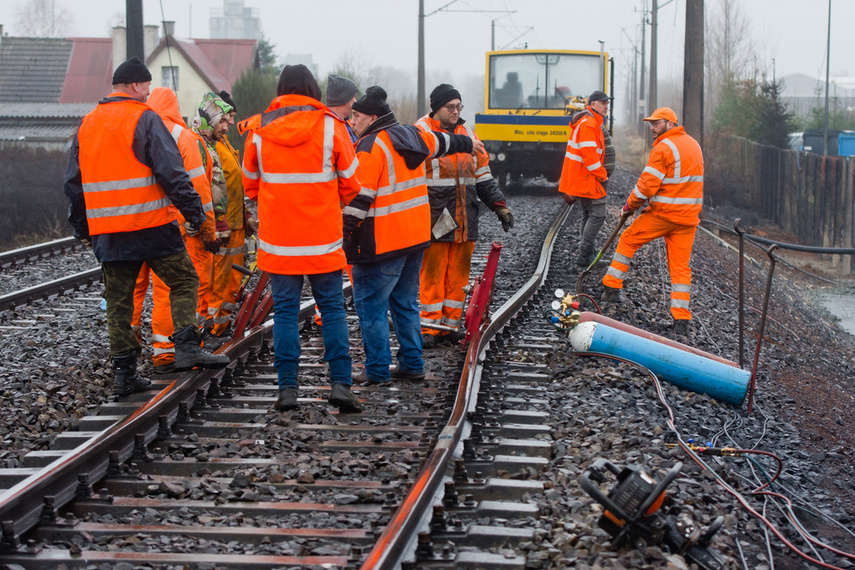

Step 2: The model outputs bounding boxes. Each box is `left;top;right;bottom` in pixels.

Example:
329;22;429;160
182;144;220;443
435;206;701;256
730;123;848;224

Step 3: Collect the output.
352;85;392;116
588;90;609;105
429;83;461;113
218;90;236;112
112;57;152;85
276;64;321;101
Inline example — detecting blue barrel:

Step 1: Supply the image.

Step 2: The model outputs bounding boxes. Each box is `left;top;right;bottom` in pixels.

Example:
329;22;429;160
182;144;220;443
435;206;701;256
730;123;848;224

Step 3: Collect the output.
569;322;749;406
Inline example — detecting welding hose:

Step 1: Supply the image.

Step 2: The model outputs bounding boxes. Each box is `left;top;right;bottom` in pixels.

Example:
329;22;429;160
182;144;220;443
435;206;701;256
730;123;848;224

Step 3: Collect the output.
571;347;853;569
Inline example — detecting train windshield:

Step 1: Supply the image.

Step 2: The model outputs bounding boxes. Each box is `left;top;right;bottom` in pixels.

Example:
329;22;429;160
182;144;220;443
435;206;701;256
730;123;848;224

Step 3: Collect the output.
488;52;603;110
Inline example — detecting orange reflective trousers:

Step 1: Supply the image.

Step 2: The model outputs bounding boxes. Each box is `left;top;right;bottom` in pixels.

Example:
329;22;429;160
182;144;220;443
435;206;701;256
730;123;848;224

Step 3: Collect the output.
602;211;696;321
208;228;246;336
420;241;474;336
132;236;213;364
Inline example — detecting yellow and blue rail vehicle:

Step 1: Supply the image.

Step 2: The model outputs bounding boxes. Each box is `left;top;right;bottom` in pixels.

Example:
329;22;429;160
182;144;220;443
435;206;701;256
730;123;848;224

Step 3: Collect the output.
475;49;614;187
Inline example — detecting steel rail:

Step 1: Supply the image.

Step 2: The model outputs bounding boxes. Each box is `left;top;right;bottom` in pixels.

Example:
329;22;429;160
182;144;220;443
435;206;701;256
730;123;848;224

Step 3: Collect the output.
0;267;102;312
0;237;81;268
360;202;573;570
0;298;315;549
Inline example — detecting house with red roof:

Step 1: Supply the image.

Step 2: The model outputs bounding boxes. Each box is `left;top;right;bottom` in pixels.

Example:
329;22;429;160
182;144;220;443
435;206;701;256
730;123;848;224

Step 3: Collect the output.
0;24;257;148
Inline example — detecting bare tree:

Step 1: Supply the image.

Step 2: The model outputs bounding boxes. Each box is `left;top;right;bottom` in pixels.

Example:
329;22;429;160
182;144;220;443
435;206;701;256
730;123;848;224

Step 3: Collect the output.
704;0;755;121
15;0;74;37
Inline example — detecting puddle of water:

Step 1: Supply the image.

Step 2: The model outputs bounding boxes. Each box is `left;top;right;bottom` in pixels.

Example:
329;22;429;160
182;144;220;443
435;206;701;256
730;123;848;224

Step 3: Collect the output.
814;288;855;337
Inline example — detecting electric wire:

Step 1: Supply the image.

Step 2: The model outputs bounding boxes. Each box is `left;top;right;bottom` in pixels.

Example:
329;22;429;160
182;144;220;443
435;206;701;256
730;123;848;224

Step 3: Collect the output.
568;347;854;569
158;0;176;90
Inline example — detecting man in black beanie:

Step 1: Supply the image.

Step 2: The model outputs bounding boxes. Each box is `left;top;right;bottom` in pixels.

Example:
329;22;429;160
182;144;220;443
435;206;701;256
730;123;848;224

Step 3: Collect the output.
238;62;363;414
64;57;228;396
415;83;513;348
344;85;484;385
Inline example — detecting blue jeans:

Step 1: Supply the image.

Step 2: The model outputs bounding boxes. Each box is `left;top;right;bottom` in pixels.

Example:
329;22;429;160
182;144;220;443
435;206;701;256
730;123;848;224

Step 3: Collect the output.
352;250;424;382
270;271;351;389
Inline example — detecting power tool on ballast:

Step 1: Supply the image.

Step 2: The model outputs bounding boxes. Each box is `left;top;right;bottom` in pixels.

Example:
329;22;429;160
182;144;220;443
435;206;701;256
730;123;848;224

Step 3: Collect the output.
579;459;726;570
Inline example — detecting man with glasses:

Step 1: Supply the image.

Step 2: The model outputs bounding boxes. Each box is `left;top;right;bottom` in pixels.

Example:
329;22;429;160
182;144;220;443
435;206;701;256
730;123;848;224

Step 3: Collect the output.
415;83;514;348
601;107;704;339
558;90;614;267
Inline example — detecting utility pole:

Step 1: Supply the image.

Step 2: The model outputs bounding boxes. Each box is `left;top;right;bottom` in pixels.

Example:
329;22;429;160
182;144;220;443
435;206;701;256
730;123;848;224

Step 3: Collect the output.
126;0;144;61
683;0;704;147
418;0;425;117
648;0;658;113
639;1;647;131
823;0;831;156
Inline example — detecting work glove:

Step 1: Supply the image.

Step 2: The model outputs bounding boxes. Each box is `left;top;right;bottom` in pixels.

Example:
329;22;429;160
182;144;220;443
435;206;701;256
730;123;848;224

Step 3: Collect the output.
244;210;258;237
621;202;635;215
496;208;514;232
203;238;222;254
77;236;92;248
561;193;578;206
183;221;201;236
215;219;232;241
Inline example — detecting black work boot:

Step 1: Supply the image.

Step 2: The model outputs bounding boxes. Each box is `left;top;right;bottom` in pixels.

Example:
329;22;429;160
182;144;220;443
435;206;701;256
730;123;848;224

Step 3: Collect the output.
673;320;689;337
576;250;595;267
274;388;299;411
112;351;152;396
329;383;362;413
172;325;230;371
601;287;622;304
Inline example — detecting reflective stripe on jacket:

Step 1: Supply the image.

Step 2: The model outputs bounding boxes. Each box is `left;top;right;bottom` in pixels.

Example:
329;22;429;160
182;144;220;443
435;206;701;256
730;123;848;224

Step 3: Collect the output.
147;87;215;239
627;126;704;226
414;115;505;243
344;127;432;263
240;94;360;275
77;95;177;235
558;107;607;199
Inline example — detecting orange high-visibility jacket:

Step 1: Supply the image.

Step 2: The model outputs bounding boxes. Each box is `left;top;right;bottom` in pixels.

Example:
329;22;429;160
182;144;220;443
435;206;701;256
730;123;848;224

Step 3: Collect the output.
414;115;505;243
216;135;246;231
147;87;215;241
558;107;607;199
77;94;178;235
627;126;704;226
343;119;476;264
239;94;360;275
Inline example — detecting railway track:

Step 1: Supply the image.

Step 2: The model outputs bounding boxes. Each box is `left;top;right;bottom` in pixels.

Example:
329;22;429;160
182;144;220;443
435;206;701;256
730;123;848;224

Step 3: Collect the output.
1;187;853;569
0;203;568;568
0;237;101;313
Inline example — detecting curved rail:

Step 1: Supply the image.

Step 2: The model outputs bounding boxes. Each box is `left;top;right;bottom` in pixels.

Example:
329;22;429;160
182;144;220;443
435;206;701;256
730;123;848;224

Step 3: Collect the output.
0;267;102;312
360;202;572;569
0;237;81;268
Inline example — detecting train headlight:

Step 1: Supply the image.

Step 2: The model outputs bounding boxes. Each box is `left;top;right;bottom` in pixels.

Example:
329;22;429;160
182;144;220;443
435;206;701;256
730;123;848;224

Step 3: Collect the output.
489;153;496;161
497;152;507;161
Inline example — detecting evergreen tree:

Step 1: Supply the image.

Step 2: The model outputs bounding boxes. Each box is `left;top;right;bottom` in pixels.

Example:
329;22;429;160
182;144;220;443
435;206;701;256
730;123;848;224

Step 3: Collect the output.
712;76;796;149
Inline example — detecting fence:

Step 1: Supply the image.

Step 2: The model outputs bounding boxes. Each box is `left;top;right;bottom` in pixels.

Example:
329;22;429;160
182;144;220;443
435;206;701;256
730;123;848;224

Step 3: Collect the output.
706;135;854;275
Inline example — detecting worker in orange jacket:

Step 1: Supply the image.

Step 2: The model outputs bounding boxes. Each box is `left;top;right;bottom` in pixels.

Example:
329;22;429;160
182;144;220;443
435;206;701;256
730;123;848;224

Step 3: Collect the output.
601;107;704;337
208;90;257;339
558;90;611;267
64;58;228;395
415;84;514;349
130;87;223;372
344;86;483;384
240;64;362;414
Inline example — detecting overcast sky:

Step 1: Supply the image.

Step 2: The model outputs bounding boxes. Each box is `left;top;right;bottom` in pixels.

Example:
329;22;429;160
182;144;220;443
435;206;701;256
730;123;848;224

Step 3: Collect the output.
5;0;855;103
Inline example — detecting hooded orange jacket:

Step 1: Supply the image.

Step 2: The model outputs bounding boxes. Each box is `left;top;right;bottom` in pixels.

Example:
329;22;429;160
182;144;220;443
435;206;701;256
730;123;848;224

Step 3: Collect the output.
239;94;360;275
146;87;216;242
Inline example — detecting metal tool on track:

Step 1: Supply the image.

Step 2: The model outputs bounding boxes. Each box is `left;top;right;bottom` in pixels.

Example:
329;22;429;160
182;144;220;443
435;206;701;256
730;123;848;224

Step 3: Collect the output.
579;458;725;570
575;210;632;294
